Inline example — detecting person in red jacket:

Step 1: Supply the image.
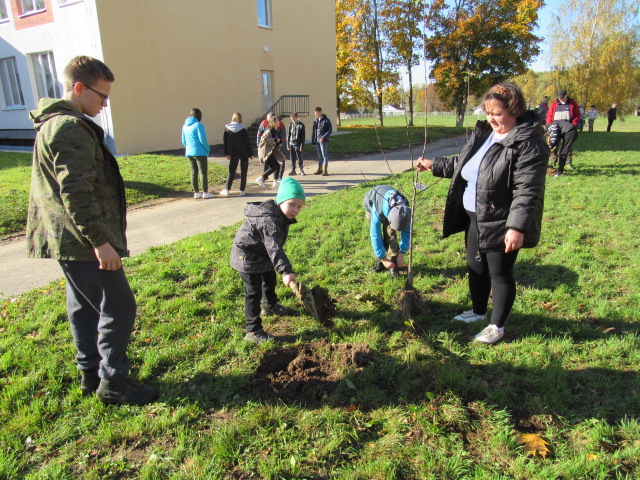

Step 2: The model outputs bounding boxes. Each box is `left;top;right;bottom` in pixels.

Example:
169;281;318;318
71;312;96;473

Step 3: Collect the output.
546;89;581;177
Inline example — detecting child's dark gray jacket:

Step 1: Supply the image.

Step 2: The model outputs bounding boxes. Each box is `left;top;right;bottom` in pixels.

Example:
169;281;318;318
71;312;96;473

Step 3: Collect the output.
230;200;295;275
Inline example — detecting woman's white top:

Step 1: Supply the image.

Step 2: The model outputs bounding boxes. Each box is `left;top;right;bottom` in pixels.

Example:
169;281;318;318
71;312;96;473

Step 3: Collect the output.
461;130;508;212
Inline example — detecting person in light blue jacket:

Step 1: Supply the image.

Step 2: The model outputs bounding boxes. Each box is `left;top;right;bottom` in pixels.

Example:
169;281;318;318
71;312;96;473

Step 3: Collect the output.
363;185;412;277
182;108;212;198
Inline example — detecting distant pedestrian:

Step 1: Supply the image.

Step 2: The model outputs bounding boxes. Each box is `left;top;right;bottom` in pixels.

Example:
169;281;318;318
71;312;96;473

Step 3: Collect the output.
546;89;580;177
585;105;599;132
222;112;253;196
311;106;332;176
256;115;287;188
27;55;159;405
230;178;306;344
607;103;617;132
287;112;306;175
257;112;286;175
578;103;586;132
182;108;213;199
537;96;550;125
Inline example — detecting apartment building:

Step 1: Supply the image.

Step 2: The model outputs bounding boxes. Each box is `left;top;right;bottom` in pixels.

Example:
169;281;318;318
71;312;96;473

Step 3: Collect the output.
0;0;336;153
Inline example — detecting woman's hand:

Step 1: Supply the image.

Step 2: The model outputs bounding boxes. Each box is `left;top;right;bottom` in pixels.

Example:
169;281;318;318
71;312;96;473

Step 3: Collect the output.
226;155;231;160
417;156;433;172
504;229;524;253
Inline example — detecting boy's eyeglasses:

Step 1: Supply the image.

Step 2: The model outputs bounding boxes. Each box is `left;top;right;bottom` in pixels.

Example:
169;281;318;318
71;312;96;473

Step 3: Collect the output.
80;83;110;105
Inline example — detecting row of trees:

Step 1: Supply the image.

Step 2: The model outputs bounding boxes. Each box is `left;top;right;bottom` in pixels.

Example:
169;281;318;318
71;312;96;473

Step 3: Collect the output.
336;0;640;126
337;0;544;126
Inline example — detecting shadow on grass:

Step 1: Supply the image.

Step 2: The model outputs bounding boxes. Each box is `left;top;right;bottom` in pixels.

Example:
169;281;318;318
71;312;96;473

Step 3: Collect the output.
575;132;640;153
123;180;182;198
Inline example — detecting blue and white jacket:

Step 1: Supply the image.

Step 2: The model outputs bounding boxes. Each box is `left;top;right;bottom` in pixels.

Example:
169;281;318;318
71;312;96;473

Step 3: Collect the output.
363;185;411;259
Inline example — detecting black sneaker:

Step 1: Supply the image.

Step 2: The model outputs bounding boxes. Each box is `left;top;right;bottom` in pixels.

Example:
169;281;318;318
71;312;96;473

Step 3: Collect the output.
244;329;275;344
288;169;296;175
97;377;160;406
371;260;386;273
261;304;295;316
80;369;100;396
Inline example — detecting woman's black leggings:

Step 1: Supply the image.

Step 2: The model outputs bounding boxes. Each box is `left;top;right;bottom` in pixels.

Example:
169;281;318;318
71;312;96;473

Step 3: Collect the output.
465;211;519;328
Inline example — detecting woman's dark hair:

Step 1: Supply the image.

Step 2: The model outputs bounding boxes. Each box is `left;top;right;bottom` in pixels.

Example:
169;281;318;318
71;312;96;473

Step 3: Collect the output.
191;108;202;121
482;82;526;118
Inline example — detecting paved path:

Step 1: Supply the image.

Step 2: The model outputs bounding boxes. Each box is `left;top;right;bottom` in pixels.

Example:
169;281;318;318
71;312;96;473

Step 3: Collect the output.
0;136;465;299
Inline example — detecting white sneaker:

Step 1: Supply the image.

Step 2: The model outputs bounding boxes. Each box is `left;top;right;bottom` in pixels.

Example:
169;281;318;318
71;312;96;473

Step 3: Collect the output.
239;190;246;196
202;192;214;199
272;179;279;188
256;176;266;188
474;324;504;345
300;169;306;176
452;310;486;323
194;192;202;199
219;189;229;196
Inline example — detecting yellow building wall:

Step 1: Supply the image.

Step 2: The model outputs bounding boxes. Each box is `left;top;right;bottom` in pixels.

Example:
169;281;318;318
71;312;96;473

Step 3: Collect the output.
94;1;336;154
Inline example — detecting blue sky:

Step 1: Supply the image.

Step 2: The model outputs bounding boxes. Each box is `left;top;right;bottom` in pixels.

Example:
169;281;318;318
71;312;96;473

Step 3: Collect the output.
402;0;563;87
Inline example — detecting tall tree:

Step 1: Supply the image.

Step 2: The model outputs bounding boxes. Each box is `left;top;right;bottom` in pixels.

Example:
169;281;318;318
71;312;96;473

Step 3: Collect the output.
426;0;543;126
336;0;399;125
380;0;428;126
548;0;640;114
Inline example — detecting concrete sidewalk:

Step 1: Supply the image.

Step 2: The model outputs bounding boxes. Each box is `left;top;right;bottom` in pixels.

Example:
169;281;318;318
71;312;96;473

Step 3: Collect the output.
0;136;465;299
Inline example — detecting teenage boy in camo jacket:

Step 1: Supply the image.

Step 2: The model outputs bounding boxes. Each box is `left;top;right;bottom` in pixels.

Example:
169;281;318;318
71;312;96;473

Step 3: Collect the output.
26;56;159;406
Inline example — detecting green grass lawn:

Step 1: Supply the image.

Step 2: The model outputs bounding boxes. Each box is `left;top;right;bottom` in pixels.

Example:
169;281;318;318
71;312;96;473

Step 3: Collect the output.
1;119;639;478
0;153;227;236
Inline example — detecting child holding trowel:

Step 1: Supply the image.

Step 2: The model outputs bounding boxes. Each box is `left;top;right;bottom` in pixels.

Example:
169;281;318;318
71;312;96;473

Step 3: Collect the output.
230;177;306;344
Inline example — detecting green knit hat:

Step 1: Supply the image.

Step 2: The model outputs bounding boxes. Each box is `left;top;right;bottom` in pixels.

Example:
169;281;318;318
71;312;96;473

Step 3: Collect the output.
276;177;306;204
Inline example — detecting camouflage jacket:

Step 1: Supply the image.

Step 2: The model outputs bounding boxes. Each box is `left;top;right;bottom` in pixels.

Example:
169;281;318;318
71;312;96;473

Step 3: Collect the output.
26;98;129;261
230;200;295;275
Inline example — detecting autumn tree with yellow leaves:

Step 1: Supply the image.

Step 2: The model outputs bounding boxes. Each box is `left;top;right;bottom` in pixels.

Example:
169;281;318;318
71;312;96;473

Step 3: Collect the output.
337;0;399;126
548;0;640;115
426;0;544;126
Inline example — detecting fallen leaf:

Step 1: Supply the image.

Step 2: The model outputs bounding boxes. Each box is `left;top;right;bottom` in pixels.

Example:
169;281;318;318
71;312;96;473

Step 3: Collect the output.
542;302;557;311
586;454;598;461
344;378;356;390
516;432;552;458
603;327;617;334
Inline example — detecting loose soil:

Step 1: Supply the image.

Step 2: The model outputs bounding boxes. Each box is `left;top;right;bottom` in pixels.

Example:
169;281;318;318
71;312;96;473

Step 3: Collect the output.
252;340;373;406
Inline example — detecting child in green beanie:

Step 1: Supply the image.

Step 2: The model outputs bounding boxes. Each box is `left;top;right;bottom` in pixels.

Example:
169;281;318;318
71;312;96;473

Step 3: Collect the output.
230;177;306;343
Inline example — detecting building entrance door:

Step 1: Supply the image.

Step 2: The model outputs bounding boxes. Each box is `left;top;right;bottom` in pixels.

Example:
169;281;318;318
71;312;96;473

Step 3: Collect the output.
261;71;273;114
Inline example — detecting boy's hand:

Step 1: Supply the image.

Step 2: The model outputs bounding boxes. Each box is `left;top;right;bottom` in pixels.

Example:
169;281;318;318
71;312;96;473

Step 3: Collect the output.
282;273;296;287
226;155;231;160
381;258;396;270
396;253;405;268
94;243;122;271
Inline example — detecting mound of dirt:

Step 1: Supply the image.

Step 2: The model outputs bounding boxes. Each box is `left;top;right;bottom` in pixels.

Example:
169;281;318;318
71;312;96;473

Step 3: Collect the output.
252;340;373;405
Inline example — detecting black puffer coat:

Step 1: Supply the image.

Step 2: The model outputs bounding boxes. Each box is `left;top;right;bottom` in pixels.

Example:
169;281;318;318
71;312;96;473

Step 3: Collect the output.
230;200;295;274
432;111;549;251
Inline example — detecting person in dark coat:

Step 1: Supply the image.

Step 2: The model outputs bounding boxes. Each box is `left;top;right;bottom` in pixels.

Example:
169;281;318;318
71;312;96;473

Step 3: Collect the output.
230;178;306;344
417;82;549;345
311;106;332;176
222;112;253;196
607;103;617;132
287;112;306;175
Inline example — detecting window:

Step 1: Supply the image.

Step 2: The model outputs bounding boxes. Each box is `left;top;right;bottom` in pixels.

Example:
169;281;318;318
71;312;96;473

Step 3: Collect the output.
0;57;26;108
0;0;9;21
31;52;60;99
19;0;45;15
257;0;271;28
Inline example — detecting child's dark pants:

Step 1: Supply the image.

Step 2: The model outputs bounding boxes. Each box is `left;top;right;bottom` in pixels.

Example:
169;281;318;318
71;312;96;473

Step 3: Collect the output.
239;271;278;332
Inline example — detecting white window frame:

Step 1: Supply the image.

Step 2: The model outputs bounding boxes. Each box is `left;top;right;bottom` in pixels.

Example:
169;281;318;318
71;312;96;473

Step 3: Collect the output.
30;51;61;100
0;0;9;22
19;0;45;17
257;0;271;28
58;0;83;6
0;57;26;109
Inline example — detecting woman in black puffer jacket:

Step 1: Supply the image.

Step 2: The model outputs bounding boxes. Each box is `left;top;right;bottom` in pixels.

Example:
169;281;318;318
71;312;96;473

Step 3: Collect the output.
418;82;549;344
